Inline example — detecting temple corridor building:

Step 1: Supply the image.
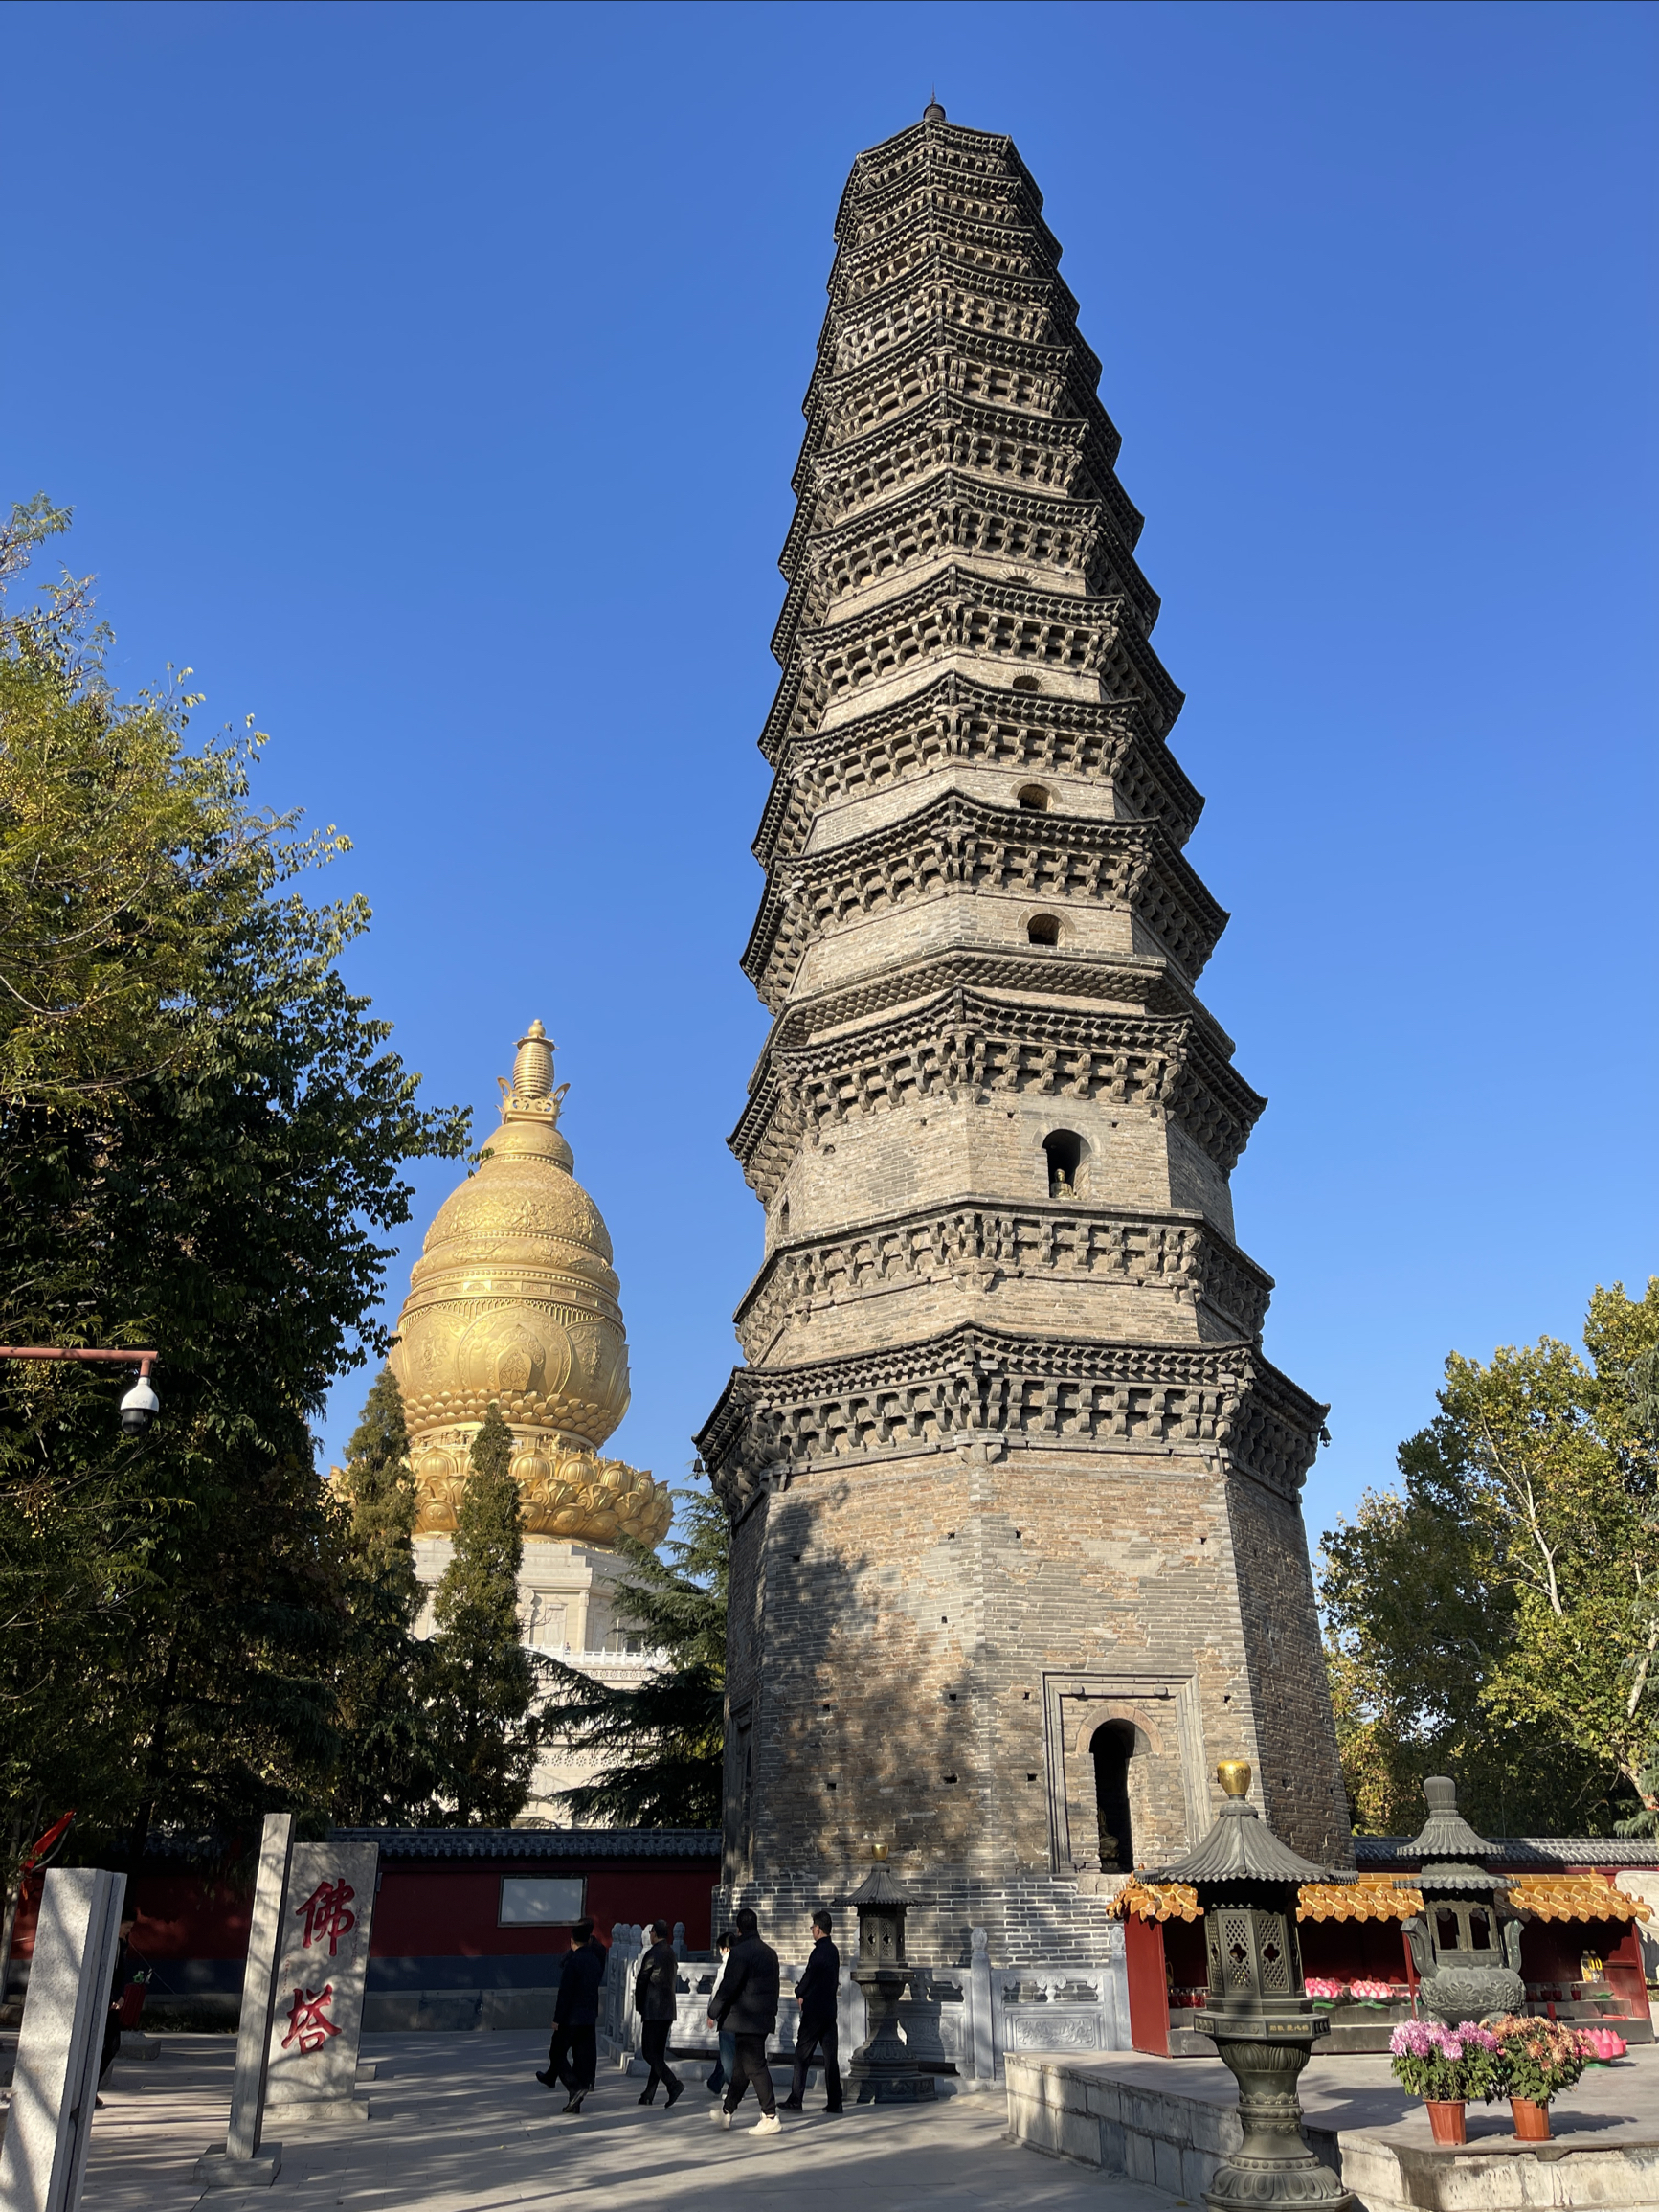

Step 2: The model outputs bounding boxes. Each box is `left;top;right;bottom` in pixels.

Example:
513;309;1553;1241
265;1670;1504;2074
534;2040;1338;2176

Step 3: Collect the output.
696;105;1351;1963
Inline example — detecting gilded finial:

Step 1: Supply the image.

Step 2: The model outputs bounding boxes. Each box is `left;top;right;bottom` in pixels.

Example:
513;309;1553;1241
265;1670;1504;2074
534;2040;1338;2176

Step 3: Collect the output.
1217;1758;1252;1798
500;1019;569;1120
871;1842;889;1862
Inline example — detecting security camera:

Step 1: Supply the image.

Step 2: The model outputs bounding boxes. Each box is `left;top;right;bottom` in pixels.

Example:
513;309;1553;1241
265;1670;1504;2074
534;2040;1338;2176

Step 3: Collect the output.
119;1376;161;1437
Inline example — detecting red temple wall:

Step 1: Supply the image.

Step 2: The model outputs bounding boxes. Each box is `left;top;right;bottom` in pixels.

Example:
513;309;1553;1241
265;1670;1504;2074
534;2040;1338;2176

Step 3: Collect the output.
11;1854;717;1968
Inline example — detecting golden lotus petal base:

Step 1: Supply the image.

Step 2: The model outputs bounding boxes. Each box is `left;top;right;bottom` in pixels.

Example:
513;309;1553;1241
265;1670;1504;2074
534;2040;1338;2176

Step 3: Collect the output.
413;1424;672;1549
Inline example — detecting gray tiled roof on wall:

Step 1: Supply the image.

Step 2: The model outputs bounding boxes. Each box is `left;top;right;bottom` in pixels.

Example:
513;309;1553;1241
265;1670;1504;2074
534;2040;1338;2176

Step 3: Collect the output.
1355;1836;1659;1868
327;1826;721;1861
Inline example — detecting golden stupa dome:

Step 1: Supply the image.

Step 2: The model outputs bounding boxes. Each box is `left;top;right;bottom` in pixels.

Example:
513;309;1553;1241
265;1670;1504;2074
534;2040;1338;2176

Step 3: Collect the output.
389;1022;671;1549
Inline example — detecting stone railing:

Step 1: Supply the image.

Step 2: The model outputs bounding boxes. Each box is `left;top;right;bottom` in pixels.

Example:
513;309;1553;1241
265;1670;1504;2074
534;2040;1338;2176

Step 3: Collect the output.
597;1920;1129;2088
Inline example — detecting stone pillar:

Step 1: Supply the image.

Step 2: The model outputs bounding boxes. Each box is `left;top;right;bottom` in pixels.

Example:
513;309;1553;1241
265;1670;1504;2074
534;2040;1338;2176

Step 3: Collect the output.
968;1927;995;2084
195;1812;293;2190
0;1865;126;2212
264;1840;379;2123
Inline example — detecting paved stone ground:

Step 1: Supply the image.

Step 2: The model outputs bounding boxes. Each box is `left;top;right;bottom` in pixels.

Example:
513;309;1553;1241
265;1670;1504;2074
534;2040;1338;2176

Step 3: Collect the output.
78;2033;1184;2212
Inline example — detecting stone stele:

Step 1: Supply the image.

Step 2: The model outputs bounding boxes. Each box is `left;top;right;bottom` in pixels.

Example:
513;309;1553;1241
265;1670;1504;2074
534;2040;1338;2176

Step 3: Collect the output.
0;1865;126;2212
387;1020;670;1551
264;1842;380;2122
197;1810;293;2188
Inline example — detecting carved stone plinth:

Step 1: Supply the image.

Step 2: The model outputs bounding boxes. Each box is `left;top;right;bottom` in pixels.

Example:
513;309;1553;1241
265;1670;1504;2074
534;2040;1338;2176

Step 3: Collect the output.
1195;2015;1351;2211
847;1965;935;2104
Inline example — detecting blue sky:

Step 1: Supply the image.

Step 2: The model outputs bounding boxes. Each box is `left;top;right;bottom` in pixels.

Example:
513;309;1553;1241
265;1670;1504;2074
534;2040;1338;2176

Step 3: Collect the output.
4;1;1654;1556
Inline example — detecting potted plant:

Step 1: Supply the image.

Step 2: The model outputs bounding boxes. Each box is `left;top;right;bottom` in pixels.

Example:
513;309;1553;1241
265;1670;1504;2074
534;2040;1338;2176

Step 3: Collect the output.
1388;2020;1503;2144
1487;2015;1589;2140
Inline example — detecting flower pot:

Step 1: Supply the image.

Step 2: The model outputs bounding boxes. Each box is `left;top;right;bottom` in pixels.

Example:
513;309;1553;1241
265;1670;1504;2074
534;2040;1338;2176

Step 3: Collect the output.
1425;2100;1467;2145
1511;2097;1551;2141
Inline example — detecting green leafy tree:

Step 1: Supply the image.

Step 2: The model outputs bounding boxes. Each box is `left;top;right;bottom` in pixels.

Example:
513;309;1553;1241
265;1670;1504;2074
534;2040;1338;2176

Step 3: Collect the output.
0;508;467;1897
0;495;330;1111
425;1405;540;1824
1322;1280;1659;1836
542;1485;727;1827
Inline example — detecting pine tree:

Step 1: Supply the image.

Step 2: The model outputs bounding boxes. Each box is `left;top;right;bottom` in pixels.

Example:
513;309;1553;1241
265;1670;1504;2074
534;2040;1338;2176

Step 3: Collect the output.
326;1367;441;1826
542;1486;726;1827
426;1404;540;1823
339;1365;418;1619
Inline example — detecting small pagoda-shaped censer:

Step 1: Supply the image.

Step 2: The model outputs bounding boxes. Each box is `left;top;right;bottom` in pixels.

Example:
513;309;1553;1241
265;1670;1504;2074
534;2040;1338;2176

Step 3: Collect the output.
842;1847;934;2104
1397;1776;1524;2026
1147;1760;1353;2212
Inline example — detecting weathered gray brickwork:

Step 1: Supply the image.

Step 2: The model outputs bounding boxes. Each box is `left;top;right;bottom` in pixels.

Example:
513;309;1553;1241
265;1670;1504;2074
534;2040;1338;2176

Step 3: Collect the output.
696;105;1351;1967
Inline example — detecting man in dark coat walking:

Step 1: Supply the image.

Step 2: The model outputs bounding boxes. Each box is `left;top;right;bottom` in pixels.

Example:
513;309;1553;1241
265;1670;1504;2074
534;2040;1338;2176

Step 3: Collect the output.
537;1917;605;2112
634;1918;684;2107
709;1907;781;2133
98;1913;139;2087
781;1909;842;2113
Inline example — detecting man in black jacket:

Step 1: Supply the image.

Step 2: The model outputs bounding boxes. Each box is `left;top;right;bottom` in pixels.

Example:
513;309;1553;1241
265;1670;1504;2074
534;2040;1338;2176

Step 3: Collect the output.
710;1907;781;2133
781;1909;842;2113
634;1917;684;2108
537;1918;605;2112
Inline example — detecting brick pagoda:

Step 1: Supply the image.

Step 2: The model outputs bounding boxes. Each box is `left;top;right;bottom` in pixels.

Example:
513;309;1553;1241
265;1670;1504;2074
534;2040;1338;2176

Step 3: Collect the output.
696;104;1351;1965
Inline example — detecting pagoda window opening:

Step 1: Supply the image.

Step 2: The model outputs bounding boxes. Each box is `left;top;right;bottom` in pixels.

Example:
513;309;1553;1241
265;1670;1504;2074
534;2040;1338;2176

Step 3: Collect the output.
1027;914;1060;947
1044;1128;1085;1199
1091;1721;1136;1872
1018;782;1051;811
1468;1907;1493;1951
1435;1907;1461;1951
1012;674;1042;693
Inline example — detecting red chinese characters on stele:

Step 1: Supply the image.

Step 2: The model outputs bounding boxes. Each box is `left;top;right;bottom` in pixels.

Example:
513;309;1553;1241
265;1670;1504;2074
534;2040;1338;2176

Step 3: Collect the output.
295;1878;357;1957
280;1983;341;2054
263;1844;379;2108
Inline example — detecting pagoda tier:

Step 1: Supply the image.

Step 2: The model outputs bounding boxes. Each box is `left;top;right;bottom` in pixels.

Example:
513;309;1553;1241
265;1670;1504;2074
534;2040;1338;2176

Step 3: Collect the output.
699;110;1350;1967
760;563;1183;766
775;468;1160;652
751;674;1203;872
741;788;1227;1008
727;978;1264;1206
732;1200;1278;1366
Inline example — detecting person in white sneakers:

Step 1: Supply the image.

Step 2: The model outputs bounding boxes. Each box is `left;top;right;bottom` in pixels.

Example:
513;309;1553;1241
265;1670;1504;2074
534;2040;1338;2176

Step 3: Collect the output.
709;1907;781;2134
